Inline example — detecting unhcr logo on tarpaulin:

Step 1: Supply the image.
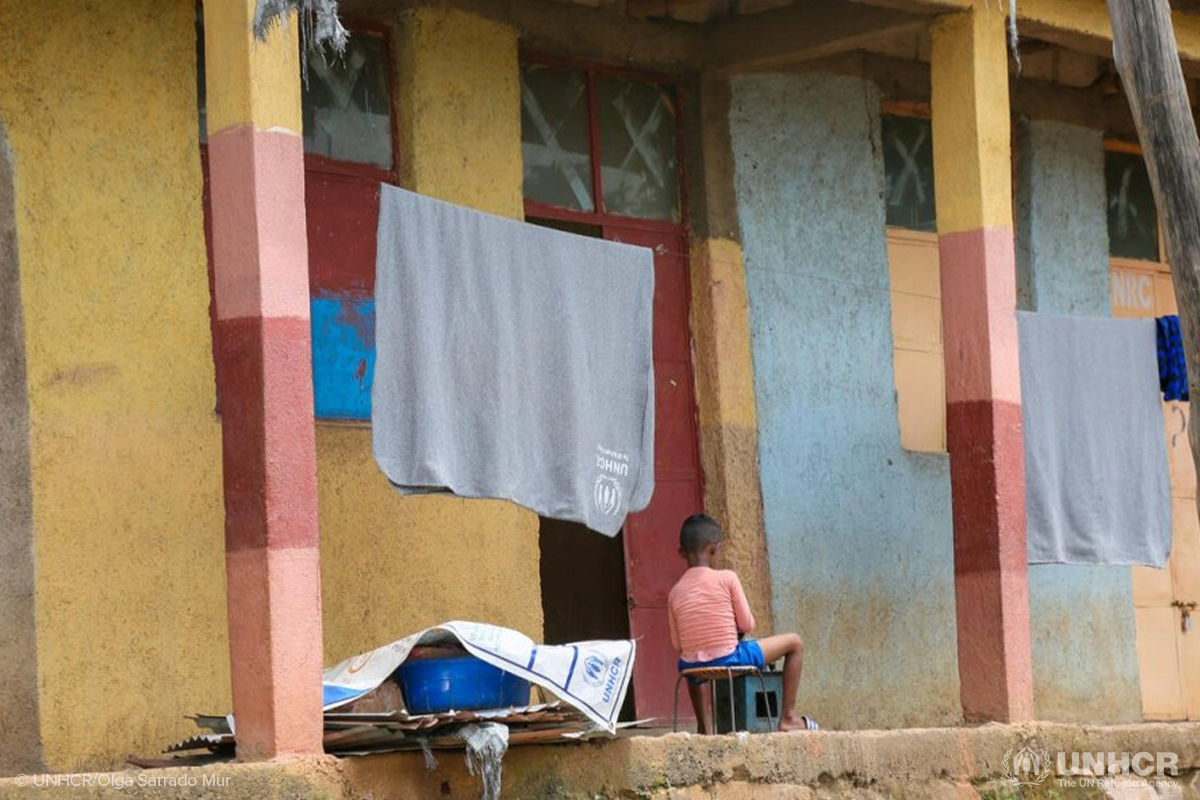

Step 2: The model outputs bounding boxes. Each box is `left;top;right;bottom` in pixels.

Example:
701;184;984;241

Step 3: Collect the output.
583;654;608;687
1003;747;1053;786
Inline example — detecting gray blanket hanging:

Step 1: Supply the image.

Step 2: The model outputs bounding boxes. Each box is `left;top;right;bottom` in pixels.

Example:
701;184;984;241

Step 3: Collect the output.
371;186;656;537
1019;311;1171;566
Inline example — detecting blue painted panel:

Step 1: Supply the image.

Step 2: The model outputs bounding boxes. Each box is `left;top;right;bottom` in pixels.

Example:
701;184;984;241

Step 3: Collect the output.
311;295;375;420
730;73;960;729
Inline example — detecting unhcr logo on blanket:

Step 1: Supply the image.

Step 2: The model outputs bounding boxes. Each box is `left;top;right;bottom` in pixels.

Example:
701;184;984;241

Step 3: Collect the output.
594;475;623;516
1003;747;1053;786
594;444;630;516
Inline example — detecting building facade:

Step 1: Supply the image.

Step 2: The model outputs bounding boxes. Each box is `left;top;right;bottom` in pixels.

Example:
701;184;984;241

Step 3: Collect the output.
0;0;1197;773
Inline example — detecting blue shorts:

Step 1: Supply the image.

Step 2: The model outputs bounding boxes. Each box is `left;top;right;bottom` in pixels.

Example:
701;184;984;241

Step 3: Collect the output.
679;640;765;685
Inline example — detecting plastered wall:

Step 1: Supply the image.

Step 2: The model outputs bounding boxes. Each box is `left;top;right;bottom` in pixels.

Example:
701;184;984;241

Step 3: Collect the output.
729;72;961;728
0;0;544;773
0;0;230;771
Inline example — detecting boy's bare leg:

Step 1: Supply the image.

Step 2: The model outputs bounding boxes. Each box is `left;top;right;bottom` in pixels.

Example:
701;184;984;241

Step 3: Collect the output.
687;681;712;734
757;633;806;731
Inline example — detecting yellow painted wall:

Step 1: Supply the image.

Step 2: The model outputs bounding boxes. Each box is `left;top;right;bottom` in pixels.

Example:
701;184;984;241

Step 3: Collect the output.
397;7;525;219
316;429;542;661
316;6;542;666
203;0;302;135
0;0;230;772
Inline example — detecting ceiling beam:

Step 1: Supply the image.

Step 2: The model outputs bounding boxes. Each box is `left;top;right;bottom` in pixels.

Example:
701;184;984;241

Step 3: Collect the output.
1018;20;1200;78
845;0;1200;64
706;0;930;73
340;0;704;74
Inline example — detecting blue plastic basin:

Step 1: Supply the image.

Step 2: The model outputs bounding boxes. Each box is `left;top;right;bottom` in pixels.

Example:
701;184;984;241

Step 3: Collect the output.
395;654;530;713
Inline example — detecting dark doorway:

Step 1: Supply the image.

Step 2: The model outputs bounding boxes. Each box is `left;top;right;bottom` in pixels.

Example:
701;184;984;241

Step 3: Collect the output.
538;518;636;719
538;519;630;644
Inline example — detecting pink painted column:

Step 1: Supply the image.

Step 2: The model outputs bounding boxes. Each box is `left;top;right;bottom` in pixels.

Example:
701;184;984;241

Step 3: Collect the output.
931;7;1034;723
203;0;325;758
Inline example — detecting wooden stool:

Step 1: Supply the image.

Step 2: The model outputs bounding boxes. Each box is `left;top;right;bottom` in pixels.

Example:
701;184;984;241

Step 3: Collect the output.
672;665;776;733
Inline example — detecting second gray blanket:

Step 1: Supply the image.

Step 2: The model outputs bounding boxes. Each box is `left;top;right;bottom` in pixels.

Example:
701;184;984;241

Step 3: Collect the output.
1019;311;1170;566
372;186;655;537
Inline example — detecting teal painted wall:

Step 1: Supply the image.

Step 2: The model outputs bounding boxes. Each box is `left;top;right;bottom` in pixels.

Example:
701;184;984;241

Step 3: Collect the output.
729;72;961;729
1016;118;1142;722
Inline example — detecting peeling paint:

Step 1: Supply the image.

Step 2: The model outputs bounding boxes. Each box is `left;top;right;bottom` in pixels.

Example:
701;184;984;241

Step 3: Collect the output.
311;295;375;420
41;362;119;390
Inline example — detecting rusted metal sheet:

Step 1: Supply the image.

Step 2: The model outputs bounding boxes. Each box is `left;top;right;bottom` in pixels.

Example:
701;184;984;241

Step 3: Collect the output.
151;701;603;764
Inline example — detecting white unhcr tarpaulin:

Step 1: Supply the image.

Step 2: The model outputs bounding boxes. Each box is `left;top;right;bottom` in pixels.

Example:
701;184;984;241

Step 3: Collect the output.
321;621;636;733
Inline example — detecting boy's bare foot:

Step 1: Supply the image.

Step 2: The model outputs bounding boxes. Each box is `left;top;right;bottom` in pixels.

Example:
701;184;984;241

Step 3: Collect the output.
778;715;818;732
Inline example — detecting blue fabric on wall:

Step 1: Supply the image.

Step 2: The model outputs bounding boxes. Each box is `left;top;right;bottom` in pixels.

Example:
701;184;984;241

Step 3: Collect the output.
1156;315;1189;402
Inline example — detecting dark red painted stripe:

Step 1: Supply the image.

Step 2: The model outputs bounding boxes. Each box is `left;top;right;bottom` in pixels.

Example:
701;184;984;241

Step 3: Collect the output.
945;398;1033;723
945;399;1027;572
216;315;319;552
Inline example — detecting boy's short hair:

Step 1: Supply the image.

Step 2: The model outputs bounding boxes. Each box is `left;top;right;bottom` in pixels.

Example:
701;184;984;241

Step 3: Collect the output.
680;513;723;553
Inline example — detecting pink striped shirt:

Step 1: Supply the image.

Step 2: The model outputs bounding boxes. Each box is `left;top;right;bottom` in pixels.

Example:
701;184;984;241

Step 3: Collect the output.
667;567;756;663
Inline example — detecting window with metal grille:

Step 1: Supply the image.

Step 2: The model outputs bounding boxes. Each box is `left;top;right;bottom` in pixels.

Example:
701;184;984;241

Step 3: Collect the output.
198;19;397;421
521;62;680;223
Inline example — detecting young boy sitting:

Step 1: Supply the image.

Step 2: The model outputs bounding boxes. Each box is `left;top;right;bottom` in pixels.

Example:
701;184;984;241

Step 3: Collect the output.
667;513;814;733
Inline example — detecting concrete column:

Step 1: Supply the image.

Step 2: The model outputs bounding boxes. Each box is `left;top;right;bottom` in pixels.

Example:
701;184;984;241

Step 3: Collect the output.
202;0;324;758
930;6;1034;723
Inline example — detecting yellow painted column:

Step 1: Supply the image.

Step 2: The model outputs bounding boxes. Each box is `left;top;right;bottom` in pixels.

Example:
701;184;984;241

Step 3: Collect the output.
203;0;324;758
931;5;1033;723
688;73;774;633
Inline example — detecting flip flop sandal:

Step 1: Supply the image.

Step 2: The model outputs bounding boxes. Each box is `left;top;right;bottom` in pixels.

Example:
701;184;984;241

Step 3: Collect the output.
801;715;820;730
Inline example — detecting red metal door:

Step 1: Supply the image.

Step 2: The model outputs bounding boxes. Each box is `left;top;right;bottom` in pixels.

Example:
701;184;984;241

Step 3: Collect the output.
605;225;704;722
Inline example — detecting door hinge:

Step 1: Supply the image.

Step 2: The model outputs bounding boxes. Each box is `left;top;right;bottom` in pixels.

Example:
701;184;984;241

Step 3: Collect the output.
1172;600;1197;633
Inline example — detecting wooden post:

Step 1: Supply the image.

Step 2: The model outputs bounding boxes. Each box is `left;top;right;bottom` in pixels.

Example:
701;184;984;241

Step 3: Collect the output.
1107;0;1200;502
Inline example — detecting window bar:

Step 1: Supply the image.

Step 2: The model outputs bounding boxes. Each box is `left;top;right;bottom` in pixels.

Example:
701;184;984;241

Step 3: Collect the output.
587;69;605;215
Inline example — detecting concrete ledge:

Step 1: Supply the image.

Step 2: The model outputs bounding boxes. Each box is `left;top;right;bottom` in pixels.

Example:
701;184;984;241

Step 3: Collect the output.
3;723;1200;800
